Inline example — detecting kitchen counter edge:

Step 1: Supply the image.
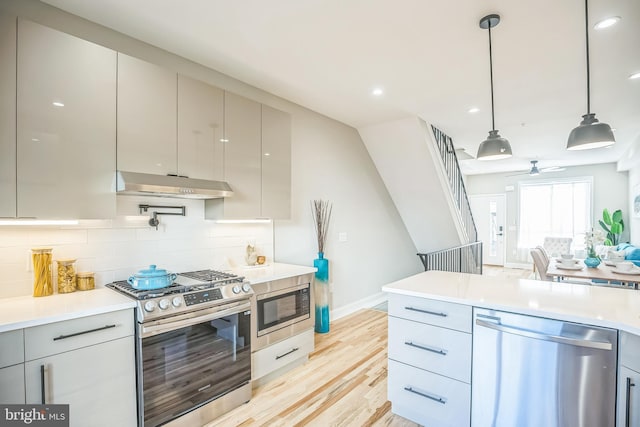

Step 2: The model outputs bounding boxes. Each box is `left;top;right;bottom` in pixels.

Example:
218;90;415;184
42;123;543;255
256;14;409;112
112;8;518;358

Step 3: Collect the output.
234;262;317;285
382;270;640;336
0;288;136;333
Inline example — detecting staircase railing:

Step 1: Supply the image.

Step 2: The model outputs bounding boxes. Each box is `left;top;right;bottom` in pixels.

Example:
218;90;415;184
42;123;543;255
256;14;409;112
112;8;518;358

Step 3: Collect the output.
418;242;483;274
430;125;478;244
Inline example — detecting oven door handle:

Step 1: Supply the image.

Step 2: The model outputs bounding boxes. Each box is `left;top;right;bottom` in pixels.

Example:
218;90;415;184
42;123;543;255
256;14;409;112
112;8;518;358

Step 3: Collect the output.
141;300;251;337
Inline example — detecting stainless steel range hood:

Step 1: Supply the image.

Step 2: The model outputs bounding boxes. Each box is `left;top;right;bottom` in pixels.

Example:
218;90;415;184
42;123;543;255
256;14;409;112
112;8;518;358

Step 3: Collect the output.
116;171;233;199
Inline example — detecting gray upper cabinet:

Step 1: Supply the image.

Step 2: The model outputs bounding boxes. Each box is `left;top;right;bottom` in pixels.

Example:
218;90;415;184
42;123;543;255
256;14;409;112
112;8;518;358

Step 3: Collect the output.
0;13;16;218
261;105;291;219
117;53;177;176
177;74;224;181
17;20;116;219
207;92;262;219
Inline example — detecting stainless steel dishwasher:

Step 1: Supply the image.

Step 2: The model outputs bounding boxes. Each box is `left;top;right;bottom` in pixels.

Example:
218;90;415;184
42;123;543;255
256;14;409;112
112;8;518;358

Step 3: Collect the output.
472;308;617;427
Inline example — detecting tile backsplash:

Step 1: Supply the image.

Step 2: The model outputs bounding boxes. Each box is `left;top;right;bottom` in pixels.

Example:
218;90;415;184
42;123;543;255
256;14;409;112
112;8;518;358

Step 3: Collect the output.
0;196;274;298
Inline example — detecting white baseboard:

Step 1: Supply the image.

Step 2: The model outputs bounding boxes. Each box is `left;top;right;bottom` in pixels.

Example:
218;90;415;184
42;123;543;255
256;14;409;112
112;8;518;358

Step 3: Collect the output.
331;291;388;321
504;262;532;269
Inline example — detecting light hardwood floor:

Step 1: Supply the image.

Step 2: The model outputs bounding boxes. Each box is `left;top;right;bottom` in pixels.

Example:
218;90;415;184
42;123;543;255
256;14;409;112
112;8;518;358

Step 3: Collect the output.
206;309;418;427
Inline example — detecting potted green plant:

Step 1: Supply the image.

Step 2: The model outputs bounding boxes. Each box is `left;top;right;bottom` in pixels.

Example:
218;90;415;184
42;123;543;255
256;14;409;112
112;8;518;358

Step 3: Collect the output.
599;208;624;246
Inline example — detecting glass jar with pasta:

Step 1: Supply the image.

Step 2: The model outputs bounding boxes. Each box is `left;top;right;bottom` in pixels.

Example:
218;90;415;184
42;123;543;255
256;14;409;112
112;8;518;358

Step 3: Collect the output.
56;259;77;293
76;272;95;291
32;248;53;297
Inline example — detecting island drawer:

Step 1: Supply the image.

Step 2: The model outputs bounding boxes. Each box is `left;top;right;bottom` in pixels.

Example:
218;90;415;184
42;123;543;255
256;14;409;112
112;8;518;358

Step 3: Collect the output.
388;316;471;383
24;309;134;361
388;359;470;427
0;329;24;368
388;293;472;333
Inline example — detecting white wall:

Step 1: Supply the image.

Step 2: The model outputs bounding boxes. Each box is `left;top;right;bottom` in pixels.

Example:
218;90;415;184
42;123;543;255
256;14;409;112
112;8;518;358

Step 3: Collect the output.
465;163;629;265
0;0;422;305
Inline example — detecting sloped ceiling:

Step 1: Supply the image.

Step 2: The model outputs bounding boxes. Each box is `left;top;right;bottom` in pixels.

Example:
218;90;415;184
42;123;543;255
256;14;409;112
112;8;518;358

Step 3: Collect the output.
41;0;640;175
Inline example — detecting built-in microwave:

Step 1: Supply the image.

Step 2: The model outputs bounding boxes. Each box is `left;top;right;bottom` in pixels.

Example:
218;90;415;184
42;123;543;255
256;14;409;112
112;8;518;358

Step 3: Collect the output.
251;274;314;351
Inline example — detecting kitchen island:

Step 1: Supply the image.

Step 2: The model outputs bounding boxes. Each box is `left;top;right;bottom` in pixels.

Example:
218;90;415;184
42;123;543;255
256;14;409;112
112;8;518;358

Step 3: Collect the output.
383;270;640;427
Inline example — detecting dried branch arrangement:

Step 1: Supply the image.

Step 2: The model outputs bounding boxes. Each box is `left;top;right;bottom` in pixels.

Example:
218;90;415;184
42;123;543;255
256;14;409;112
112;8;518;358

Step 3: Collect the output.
311;200;333;254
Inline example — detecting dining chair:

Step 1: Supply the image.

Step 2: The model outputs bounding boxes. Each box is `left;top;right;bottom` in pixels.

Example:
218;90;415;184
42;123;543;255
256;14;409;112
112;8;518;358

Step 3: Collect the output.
543;237;572;257
530;248;592;285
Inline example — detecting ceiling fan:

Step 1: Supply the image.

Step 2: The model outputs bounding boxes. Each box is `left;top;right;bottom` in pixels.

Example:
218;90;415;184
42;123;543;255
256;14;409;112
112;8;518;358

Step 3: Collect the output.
509;160;566;177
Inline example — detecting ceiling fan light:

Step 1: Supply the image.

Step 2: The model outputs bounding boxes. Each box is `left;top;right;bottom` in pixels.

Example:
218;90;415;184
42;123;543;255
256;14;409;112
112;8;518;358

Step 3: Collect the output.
477;130;512;160
567;113;615;150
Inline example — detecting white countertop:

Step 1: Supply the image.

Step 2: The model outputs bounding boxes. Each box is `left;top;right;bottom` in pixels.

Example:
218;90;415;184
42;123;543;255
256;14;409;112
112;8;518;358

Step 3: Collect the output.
232;262;316;285
0;288;136;333
383;270;640;335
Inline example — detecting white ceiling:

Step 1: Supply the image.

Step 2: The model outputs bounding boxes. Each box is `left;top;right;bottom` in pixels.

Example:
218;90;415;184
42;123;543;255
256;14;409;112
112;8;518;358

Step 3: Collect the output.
42;0;640;175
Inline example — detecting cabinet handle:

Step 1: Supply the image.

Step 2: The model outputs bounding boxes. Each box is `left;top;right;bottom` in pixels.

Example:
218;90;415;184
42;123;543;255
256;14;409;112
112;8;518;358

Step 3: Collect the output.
404;341;448;356
403;386;447;404
53;324;116;341
404;306;447;317
627;377;636;427
275;347;299;360
40;365;46;404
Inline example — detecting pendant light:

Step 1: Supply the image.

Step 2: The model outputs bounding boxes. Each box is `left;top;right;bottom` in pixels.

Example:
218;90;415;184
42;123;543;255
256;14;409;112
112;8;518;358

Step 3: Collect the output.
477;14;512;161
566;0;615;150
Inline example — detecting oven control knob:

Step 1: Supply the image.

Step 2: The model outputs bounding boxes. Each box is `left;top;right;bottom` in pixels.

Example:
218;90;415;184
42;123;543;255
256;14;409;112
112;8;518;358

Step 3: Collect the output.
232;285;241;294
242;283;252;293
172;297;182;307
158;299;170;310
143;301;156;312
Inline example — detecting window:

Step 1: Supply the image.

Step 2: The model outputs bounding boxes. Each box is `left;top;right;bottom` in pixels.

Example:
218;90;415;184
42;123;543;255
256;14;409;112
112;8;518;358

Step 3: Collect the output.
518;178;592;250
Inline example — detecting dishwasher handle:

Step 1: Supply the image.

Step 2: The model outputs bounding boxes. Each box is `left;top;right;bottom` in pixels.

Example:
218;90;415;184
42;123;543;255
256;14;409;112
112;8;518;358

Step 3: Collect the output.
475;318;613;351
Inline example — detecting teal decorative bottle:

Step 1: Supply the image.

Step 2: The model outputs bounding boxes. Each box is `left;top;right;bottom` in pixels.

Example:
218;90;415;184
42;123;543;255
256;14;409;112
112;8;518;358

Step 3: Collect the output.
314;252;330;333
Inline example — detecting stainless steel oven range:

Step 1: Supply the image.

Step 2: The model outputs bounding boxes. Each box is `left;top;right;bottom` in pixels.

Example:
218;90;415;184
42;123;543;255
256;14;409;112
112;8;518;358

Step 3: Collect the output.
251;273;314;351
108;270;253;427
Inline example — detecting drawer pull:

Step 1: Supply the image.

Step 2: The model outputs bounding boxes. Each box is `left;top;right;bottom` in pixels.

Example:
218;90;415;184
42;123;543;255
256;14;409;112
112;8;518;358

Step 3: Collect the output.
404;306;447;317
404;386;447;404
275;347;299;360
53;324;116;341
405;341;448;355
626;377;636;427
40;364;46;404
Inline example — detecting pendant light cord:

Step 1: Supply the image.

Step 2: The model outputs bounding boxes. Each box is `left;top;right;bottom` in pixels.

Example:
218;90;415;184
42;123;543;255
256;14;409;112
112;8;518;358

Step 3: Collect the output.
488;24;495;131
584;0;591;114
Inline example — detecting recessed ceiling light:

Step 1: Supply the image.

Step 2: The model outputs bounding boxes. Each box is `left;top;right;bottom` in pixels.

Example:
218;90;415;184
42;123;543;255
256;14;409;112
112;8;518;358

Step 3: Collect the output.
264;152;271;157
31;138;39;142
220;138;229;143
629;72;640;80
52;101;64;107
468;107;480;114
594;16;620;30
371;87;384;97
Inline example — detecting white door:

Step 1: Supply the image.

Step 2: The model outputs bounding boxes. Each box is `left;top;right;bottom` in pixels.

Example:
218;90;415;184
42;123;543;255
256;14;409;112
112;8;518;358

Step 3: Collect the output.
469;194;506;266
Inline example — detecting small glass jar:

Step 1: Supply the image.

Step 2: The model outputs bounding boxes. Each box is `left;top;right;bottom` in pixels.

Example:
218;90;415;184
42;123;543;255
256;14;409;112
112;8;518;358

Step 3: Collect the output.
32;248;53;297
76;272;95;291
56;259;77;293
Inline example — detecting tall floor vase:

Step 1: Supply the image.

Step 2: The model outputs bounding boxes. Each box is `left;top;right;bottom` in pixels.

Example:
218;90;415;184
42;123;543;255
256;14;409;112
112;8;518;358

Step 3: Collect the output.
314;252;330;333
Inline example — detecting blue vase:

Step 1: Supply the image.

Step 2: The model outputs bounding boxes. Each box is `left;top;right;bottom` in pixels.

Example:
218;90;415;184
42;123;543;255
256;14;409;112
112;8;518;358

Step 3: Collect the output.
584;257;601;268
314;252;330;333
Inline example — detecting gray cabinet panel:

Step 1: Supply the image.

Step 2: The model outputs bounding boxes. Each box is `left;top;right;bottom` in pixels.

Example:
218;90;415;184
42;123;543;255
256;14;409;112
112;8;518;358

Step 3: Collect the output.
17;20;116;219
261;105;291;219
117;53;177;176
0;13;16;218
0;365;25;404
177;74;224;180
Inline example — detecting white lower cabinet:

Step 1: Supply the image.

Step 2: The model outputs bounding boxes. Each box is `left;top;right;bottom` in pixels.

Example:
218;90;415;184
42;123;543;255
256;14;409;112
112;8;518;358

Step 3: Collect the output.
252;329;314;381
15;309;137;427
0;364;25;404
387;294;472;427
618;331;640;427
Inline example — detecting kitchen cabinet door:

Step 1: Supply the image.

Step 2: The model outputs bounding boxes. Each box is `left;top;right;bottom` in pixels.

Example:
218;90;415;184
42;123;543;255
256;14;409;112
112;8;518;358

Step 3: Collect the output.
0;13;16;218
177;74;224;180
617;366;640;427
0;365;25;404
207;92;261;219
261;105;291;219
17;20;116;219
25;336;137;427
117;53;177;176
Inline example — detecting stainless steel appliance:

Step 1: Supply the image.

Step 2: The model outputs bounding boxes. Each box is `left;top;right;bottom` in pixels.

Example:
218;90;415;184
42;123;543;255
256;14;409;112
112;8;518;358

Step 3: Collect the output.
472;308;617;427
251;273;314;351
108;270;253;427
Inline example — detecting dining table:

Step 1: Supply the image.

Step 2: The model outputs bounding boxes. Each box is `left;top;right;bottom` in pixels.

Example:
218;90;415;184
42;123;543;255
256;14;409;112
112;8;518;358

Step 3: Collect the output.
546;258;640;289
